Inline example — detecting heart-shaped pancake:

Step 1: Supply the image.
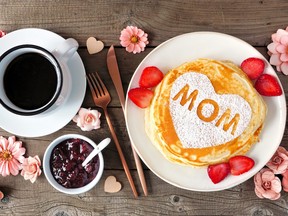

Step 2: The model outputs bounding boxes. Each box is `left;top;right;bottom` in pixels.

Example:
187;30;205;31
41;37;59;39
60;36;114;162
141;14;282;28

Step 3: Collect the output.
169;72;252;149
145;58;267;166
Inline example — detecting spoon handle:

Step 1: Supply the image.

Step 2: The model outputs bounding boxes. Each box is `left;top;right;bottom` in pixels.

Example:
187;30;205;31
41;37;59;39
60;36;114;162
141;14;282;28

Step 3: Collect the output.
82;138;111;167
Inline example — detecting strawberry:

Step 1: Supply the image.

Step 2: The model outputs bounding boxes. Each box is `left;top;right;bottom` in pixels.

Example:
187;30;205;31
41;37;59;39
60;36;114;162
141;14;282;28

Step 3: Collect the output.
229;155;254;176
207;162;230;184
128;87;154;108
139;66;164;88
240;57;265;80
0;30;6;38
254;74;282;96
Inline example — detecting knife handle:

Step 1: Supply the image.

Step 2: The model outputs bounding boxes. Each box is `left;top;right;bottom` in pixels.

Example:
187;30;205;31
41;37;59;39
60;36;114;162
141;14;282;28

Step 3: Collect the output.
104;109;138;198
132;147;148;196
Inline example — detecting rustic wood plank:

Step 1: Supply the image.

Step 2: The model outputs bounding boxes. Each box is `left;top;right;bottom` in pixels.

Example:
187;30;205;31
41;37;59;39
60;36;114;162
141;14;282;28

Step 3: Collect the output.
0;0;287;46
0;170;288;216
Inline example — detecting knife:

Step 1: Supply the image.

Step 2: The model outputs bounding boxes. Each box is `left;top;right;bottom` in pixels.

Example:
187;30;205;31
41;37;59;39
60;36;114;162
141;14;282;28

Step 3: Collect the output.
107;45;148;196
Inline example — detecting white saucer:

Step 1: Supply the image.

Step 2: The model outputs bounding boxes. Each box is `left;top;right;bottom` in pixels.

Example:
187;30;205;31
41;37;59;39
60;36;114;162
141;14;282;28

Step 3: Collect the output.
0;28;86;137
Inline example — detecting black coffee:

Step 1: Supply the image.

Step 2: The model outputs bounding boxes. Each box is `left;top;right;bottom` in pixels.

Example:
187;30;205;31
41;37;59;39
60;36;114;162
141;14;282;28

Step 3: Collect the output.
4;53;58;110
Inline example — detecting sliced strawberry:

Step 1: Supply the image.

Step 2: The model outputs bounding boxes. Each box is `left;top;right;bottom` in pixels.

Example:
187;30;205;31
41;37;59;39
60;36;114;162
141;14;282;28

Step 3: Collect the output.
207;162;230;184
139;66;164;88
229;155;254;176
241;57;265;80
254;74;282;96
128;87;154;108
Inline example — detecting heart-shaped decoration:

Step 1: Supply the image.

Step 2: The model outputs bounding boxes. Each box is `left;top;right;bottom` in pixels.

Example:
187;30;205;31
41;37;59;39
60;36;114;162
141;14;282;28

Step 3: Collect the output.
104;176;122;193
169;72;252;149
86;37;104;54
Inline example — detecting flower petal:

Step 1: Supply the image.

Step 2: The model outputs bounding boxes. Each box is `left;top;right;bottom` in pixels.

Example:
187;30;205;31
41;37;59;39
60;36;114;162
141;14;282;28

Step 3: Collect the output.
276;44;287;53
271;178;282;193
262;170;276;181
270;54;282;66
137;29;145;37
12;147;26;160
275;29;288;42
133;44;142;54
9;159;20;176
120;40;131;47
280;53;288;62
2;162;10;177
280;62;288;75
0;137;8;150
262;190;281;200
126;26;134;35
280;35;288;45
254;187;264;198
267;42;279;54
126;43;135;53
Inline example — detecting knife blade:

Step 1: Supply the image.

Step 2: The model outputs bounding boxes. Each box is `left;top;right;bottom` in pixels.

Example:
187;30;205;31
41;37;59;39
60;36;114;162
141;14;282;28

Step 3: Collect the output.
106;45;148;196
107;45;126;111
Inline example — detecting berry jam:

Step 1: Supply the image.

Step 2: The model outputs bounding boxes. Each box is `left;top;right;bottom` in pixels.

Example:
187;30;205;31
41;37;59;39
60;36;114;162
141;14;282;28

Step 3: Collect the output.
50;138;100;188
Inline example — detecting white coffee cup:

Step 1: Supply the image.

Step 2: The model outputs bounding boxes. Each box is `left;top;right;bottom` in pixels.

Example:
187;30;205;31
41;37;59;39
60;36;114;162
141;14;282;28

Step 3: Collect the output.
0;38;78;115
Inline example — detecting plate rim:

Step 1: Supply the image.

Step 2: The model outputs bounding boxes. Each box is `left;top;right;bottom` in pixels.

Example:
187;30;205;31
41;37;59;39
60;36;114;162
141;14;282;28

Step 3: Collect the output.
124;31;287;191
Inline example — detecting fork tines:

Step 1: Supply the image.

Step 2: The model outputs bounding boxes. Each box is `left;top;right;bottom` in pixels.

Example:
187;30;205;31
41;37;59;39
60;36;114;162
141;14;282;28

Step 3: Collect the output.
87;72;108;98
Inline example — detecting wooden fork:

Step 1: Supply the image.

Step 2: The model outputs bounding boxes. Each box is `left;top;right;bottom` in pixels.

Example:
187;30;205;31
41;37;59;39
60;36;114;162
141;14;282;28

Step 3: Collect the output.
87;72;138;198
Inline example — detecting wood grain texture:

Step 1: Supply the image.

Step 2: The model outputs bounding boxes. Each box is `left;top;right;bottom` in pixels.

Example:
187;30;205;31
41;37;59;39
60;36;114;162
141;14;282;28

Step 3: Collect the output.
0;0;288;46
0;0;288;215
0;171;288;216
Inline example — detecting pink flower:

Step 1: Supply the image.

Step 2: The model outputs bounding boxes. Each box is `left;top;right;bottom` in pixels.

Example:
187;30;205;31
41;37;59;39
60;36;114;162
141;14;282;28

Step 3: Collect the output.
267;26;288;75
21;155;42;183
73;108;101;131
254;168;282;200
119;26;149;54
266;146;288;174
0;136;26;177
282;169;288;192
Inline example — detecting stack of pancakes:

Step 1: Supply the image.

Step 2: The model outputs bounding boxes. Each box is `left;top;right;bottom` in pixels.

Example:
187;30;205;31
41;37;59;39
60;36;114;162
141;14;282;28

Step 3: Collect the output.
145;58;267;166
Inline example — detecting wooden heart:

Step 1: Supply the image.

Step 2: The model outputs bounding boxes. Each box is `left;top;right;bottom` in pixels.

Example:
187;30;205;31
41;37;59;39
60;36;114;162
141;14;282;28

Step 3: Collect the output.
104;176;122;193
169;72;252;149
86;37;104;54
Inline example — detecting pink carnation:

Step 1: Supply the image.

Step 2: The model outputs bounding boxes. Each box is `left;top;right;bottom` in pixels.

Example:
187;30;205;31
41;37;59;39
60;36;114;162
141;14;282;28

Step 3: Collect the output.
0;136;26;177
254;168;282;200
266;146;288;174
267;26;288;75
21;155;42;183
119;26;148;54
73;108;101;131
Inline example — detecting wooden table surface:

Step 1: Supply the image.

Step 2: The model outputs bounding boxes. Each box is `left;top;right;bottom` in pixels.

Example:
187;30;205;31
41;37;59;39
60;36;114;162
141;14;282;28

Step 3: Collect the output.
0;1;288;215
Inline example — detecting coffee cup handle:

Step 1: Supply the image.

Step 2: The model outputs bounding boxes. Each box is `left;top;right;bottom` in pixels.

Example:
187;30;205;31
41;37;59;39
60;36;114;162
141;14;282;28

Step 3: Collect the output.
52;38;79;62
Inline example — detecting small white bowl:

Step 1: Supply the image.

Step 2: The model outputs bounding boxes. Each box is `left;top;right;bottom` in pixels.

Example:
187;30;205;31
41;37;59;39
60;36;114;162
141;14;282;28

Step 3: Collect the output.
43;134;104;195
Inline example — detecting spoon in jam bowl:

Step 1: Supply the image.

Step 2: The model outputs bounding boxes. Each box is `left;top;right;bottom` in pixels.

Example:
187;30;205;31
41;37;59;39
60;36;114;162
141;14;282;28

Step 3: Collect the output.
82;138;111;167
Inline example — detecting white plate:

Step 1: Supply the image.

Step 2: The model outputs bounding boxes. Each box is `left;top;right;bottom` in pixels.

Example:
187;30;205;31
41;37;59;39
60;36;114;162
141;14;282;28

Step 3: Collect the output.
0;28;86;137
125;32;287;191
